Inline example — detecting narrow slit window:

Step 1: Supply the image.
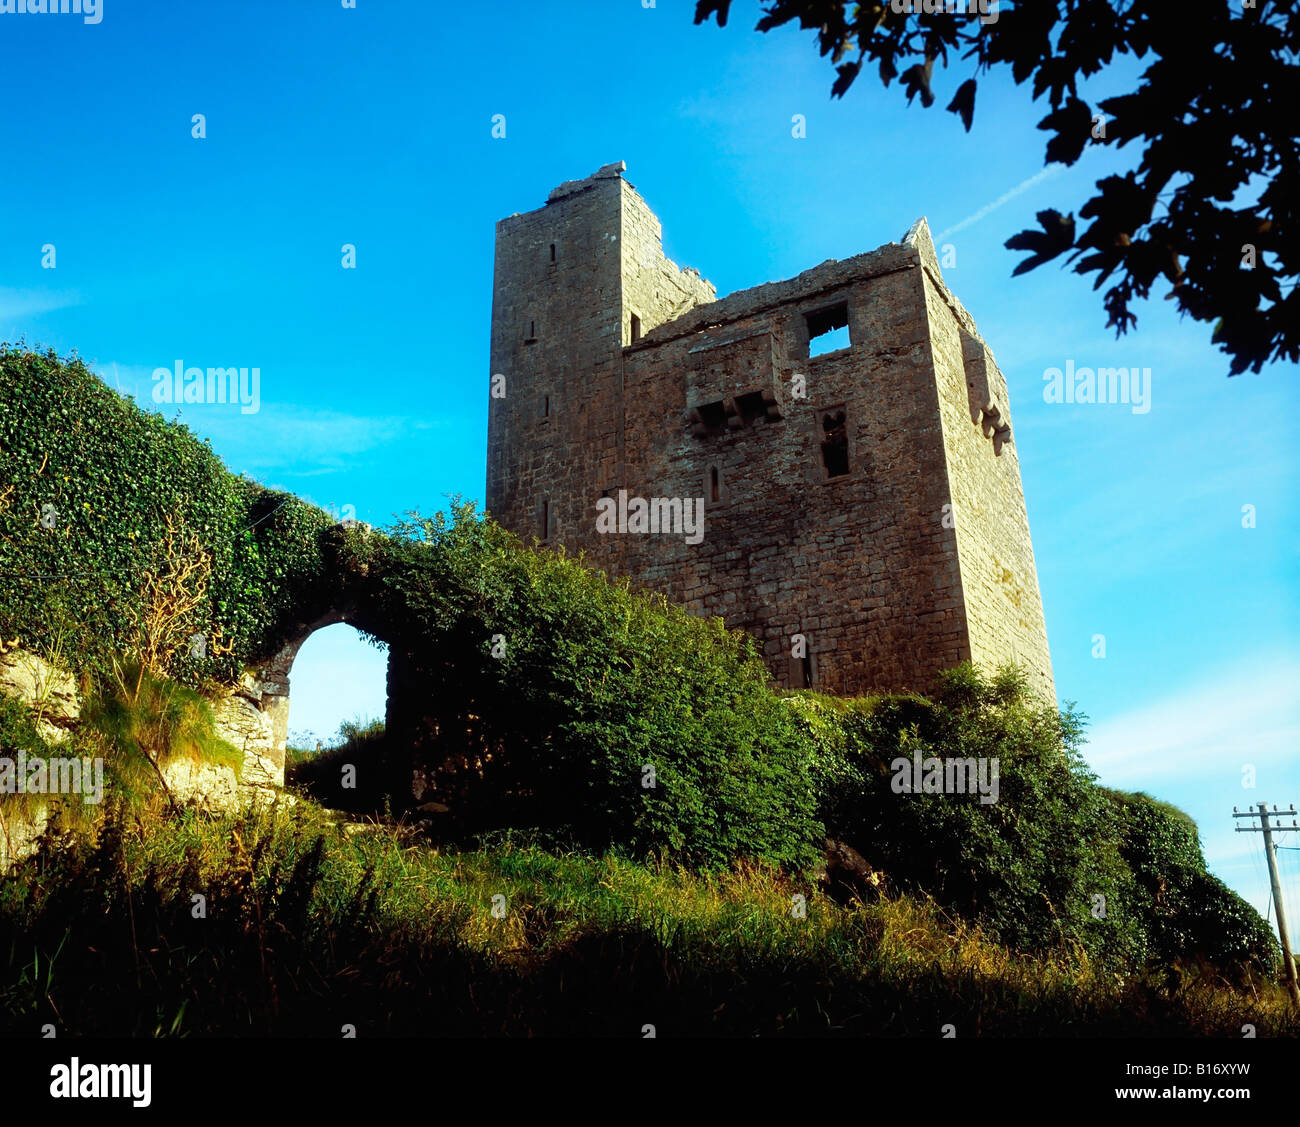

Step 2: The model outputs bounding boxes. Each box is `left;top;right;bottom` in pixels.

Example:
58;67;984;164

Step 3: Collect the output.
710;466;720;503
543;394;550;419
549;242;556;263
529;320;536;339
630;313;642;343
806;302;850;357
821;407;849;478
801;652;814;688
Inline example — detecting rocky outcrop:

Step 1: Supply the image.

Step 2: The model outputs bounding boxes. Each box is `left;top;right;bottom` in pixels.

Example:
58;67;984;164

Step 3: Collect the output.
0;801;48;873
0;648;80;744
819;838;885;905
0;645;292;869
161;757;240;813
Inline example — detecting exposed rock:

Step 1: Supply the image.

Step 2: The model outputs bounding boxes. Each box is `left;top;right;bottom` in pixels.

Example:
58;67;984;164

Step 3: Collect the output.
161;756;240;813
0;802;48;872
0;648;81;742
210;677;281;787
820;838;885;905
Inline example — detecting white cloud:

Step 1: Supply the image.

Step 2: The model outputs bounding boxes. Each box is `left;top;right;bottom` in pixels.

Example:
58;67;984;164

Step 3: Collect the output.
0;287;82;322
1083;653;1300;788
86;360;457;474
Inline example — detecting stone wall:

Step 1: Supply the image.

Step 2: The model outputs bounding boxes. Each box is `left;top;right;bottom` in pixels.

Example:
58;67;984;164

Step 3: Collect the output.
485;163;1055;701
0;647;80;745
0;646;286;869
919;227;1056;704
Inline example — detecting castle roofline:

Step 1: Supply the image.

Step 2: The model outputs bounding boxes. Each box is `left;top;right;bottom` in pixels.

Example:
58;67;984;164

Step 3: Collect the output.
627;237;919;352
623;215;977;355
545;160;627;204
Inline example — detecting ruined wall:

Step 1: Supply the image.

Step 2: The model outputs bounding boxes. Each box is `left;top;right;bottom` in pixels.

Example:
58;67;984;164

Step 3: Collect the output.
917;230;1056;704
610;248;968;695
619;179;716;344
487;164;1055;701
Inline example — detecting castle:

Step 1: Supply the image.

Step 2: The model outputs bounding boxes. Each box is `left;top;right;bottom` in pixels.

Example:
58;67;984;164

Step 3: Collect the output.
487;162;1054;703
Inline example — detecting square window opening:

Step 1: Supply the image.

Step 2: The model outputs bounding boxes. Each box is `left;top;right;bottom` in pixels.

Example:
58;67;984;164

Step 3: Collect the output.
735;390;768;426
693;400;728;436
805;302;850;357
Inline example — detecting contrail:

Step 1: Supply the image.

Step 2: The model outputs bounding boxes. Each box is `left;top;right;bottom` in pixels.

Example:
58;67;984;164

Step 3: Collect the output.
934;166;1063;242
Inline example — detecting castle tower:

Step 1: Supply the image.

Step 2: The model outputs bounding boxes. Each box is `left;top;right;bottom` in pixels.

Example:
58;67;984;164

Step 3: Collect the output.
486;163;1055;704
487;161;715;542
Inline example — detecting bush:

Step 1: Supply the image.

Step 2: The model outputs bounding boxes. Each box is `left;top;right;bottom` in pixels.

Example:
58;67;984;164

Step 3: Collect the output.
0;346;335;683
789;670;1280;976
791;665;1144;965
332;505;825;870
1111;791;1278;975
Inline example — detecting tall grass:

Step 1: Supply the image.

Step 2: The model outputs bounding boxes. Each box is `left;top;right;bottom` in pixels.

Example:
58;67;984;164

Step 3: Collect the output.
1;799;1293;1038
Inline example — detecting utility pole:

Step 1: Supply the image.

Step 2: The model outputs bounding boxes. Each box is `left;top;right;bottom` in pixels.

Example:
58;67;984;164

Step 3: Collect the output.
1235;802;1300;1007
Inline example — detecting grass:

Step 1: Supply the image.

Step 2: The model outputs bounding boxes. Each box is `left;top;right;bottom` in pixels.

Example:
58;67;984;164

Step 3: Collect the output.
0;797;1294;1038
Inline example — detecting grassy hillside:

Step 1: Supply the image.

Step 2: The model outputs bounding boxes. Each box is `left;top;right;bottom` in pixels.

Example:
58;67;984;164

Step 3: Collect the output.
1;799;1293;1038
0;346;1291;1032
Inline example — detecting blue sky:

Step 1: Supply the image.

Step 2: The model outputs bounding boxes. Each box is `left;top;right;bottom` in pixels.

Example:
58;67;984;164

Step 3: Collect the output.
1;1;1296;919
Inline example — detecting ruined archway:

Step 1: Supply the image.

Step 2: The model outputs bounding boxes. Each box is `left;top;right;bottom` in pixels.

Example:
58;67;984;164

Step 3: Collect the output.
285;621;388;751
211;526;415;790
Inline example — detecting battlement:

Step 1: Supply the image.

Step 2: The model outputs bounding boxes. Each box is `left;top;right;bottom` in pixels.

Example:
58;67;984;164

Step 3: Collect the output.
486;164;1054;703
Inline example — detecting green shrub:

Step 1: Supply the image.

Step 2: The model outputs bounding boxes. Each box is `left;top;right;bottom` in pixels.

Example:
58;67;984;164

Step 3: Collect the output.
0;692;47;760
334;504;825;870
0;346;335;683
791;665;1145;965
1111;791;1278;974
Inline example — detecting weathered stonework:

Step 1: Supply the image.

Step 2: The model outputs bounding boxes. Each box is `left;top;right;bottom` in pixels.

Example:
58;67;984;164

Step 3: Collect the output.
486;163;1055;702
210;673;282;789
0;648;80;744
0;645;289;869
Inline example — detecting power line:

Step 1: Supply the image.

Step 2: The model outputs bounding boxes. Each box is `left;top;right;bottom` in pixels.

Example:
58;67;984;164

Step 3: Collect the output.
1235;802;1300;1006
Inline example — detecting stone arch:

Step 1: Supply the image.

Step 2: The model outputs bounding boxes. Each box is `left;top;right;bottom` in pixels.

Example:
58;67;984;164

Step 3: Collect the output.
214;553;404;790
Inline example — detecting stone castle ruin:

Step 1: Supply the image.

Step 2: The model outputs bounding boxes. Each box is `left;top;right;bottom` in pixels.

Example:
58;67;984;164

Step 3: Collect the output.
487;162;1055;702
1;160;1058;867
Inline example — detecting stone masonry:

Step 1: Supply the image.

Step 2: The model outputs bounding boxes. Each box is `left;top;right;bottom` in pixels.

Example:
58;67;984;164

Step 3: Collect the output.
490;162;1055;702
